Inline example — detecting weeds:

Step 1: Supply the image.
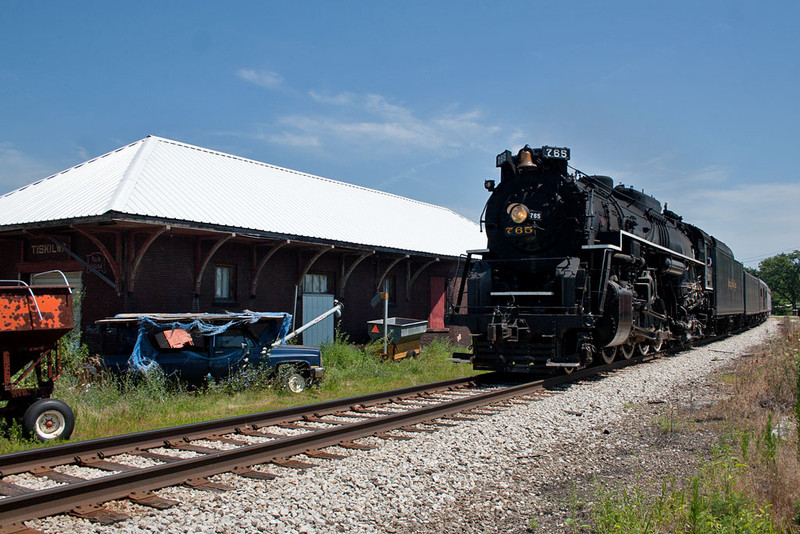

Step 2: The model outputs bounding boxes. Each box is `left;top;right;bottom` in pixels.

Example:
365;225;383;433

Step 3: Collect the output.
203;359;277;395
796;353;800;456
656;406;680;434
590;318;800;531
759;413;779;463
0;331;474;454
592;450;775;533
320;335;469;393
593;479;680;533
564;482;591;532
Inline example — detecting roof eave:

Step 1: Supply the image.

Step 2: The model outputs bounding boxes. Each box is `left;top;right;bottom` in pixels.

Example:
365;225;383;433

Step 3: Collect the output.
0;212;462;260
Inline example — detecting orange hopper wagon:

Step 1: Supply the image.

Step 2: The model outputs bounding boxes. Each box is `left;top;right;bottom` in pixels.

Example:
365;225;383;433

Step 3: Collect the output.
0;279;75;441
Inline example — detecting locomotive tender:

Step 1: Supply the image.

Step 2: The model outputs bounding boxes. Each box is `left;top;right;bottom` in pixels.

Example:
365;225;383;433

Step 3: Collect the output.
448;145;771;373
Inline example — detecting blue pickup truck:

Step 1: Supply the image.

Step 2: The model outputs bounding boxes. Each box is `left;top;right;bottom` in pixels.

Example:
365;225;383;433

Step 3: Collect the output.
96;312;324;393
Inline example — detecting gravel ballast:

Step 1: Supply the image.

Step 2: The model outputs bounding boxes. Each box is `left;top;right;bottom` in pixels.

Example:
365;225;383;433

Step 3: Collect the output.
30;321;778;533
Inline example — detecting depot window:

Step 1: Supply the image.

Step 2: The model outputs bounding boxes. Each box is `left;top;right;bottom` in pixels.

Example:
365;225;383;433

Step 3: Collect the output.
303;273;333;294
215;265;236;301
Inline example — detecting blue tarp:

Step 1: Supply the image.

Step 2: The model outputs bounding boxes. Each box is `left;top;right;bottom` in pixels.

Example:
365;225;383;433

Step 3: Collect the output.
125;312;292;373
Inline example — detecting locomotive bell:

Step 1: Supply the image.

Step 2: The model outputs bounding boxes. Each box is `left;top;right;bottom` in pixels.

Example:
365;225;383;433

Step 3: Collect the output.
517;149;537;171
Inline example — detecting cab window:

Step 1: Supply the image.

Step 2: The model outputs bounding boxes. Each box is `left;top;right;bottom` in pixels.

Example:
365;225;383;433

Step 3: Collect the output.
215;329;254;350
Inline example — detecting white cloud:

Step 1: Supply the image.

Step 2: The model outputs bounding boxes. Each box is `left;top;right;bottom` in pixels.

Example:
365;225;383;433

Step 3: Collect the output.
266;131;321;148
363;94;413;121
602;156;799;268
309;91;354;106
0;143;55;195
271;92;500;152
237;68;284;89
672;182;800;268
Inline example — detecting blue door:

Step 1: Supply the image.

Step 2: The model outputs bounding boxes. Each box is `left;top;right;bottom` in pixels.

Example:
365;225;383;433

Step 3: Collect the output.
302;293;335;346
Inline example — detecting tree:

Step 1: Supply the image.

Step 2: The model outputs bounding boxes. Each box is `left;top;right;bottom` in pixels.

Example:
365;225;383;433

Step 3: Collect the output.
758;251;800;314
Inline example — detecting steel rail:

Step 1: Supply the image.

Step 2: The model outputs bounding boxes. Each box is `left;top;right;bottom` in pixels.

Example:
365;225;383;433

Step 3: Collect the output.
0;376;537;525
0;356;650;526
0;329;717;477
0;375;481;477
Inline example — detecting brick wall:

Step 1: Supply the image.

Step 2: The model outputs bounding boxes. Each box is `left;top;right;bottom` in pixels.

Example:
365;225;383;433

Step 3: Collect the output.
0;230;462;347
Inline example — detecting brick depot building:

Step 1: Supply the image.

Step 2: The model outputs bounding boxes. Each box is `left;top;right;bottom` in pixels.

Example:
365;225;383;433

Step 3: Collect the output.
0;136;484;347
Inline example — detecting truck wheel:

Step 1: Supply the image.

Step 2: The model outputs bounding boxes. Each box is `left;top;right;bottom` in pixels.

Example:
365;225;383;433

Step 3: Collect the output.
22;399;75;441
281;369;307;393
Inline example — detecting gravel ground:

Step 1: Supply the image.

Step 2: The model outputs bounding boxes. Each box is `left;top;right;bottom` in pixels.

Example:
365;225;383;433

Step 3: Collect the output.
29;320;777;534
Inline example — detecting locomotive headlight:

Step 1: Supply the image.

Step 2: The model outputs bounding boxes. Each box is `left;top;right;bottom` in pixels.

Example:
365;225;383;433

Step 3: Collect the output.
507;203;530;223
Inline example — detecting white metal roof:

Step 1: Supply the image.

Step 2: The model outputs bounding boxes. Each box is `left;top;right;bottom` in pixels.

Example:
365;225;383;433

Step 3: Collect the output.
0;136;486;257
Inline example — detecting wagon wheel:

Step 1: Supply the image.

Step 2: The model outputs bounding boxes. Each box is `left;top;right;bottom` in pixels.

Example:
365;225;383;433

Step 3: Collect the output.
22;399;75;442
637;343;650;356
620;341;635;360
601;346;617;364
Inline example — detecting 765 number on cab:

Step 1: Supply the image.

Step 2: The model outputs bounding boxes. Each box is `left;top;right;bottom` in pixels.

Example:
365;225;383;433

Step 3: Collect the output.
542;146;570;160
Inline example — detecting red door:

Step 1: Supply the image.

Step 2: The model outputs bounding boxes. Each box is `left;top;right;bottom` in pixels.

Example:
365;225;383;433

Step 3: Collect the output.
428;277;446;330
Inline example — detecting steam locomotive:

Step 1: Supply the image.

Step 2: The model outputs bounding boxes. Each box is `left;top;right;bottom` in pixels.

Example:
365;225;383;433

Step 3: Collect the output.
448;145;771;373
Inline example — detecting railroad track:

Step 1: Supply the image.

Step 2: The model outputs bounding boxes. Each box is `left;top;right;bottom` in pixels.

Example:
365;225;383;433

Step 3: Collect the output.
0;355;649;531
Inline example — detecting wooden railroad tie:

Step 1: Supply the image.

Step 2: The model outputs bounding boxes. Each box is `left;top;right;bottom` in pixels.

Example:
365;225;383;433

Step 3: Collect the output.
70;504;128;525
184;477;233;493
127;491;179;510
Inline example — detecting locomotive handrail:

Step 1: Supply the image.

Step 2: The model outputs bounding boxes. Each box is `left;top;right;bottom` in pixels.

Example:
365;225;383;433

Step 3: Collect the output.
0;279;43;321
477;256;571;264
490;291;554;296
586;230;704;266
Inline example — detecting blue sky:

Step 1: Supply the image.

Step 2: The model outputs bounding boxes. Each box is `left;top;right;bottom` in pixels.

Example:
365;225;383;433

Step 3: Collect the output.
1;1;798;267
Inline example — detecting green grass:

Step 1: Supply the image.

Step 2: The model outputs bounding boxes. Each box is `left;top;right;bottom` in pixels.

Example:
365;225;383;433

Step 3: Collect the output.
320;336;472;393
591;447;775;533
0;336;476;454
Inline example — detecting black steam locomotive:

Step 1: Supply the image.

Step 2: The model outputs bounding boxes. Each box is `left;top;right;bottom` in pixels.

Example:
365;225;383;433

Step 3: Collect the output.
448;145;771;373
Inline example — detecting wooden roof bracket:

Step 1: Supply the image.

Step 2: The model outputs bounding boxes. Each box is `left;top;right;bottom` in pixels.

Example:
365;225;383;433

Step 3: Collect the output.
376;255;410;291
297;246;334;288
406;257;440;301
66;227;121;293
193;233;235;295
251;240;291;298
339;250;375;296
126;226;170;293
